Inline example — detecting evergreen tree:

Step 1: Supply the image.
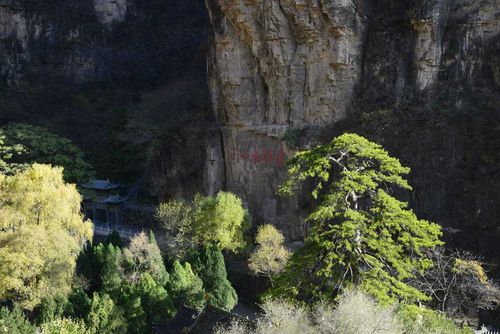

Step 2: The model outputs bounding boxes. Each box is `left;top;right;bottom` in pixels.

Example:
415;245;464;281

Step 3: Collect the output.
168;260;205;310
65;288;92;320
271;133;443;304
86;293;127;334
0;304;36;334
135;273;176;327
98;244;124;295
118;287;147;334
191;246;238;311
36;294;69;325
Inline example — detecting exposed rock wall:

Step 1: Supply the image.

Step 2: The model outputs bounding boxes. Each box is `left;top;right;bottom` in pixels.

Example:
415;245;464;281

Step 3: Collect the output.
206;0;500;249
205;0;370;238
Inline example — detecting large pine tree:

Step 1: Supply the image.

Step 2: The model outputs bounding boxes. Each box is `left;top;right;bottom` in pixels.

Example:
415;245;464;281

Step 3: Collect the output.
270;133;443;304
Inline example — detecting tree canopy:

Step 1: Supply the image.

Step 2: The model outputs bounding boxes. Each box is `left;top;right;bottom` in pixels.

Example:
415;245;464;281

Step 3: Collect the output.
248;224;291;287
0;123;93;183
155;192;249;257
192;192;248;252
0;164;93;309
270;133;443;304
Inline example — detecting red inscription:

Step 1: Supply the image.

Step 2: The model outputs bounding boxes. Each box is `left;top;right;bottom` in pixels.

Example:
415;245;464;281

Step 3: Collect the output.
233;147;286;167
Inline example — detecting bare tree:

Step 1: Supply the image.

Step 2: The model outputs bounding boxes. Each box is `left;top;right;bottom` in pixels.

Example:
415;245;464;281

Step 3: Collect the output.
410;248;500;319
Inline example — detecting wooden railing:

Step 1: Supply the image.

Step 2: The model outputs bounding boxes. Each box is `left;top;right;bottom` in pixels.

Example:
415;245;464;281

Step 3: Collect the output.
93;223;146;239
475;326;500;334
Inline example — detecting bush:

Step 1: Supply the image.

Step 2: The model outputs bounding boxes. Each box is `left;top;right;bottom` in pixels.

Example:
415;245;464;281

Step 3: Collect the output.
397;305;473;334
216;290;472;334
256;299;316;334
39;318;89;334
314;290;402;334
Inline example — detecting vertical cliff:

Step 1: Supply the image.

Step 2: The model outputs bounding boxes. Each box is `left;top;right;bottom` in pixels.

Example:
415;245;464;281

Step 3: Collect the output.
206;0;500;252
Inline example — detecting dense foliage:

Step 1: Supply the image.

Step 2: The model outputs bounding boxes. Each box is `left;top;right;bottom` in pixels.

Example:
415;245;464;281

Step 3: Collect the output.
0;164;93;309
0;123;94;183
271;133;443;304
168;260;205;310
191;246;238;311
0;129;488;333
155;192;250;258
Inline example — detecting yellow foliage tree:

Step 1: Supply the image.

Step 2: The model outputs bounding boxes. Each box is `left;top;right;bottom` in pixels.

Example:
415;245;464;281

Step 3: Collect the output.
0;164;93;310
248;225;291;287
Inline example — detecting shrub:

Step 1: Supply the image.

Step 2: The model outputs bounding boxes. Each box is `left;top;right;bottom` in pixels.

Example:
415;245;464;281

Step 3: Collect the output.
314;290;402;334
397;305;473;334
39;318;89;334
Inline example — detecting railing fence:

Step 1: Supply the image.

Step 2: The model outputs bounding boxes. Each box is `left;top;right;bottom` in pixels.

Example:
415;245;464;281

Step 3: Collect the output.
475;325;500;334
93;223;147;239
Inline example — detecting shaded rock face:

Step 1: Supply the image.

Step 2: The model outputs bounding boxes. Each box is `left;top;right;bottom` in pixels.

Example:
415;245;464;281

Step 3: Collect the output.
206;0;500;249
0;0;212;185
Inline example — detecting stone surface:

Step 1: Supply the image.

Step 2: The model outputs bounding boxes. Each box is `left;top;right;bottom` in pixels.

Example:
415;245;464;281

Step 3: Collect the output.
93;0;127;26
206;0;500;248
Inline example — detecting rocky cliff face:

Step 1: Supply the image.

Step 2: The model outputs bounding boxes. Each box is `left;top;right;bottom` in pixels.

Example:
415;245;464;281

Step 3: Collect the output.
1;0;499;255
0;0;213;188
206;0;500;251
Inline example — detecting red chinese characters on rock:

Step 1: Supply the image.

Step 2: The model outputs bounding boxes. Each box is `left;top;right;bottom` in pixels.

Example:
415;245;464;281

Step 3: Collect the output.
234;147;286;167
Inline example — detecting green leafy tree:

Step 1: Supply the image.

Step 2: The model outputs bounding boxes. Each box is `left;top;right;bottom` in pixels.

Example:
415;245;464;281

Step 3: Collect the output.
271;133;443;304
248;225;291;287
191;246;238;311
0;123;94;183
0;304;36;334
192;192;249;253
86;293;127;334
168;260;205;310
0;164;93;309
0;132;24;174
155;192;249;259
